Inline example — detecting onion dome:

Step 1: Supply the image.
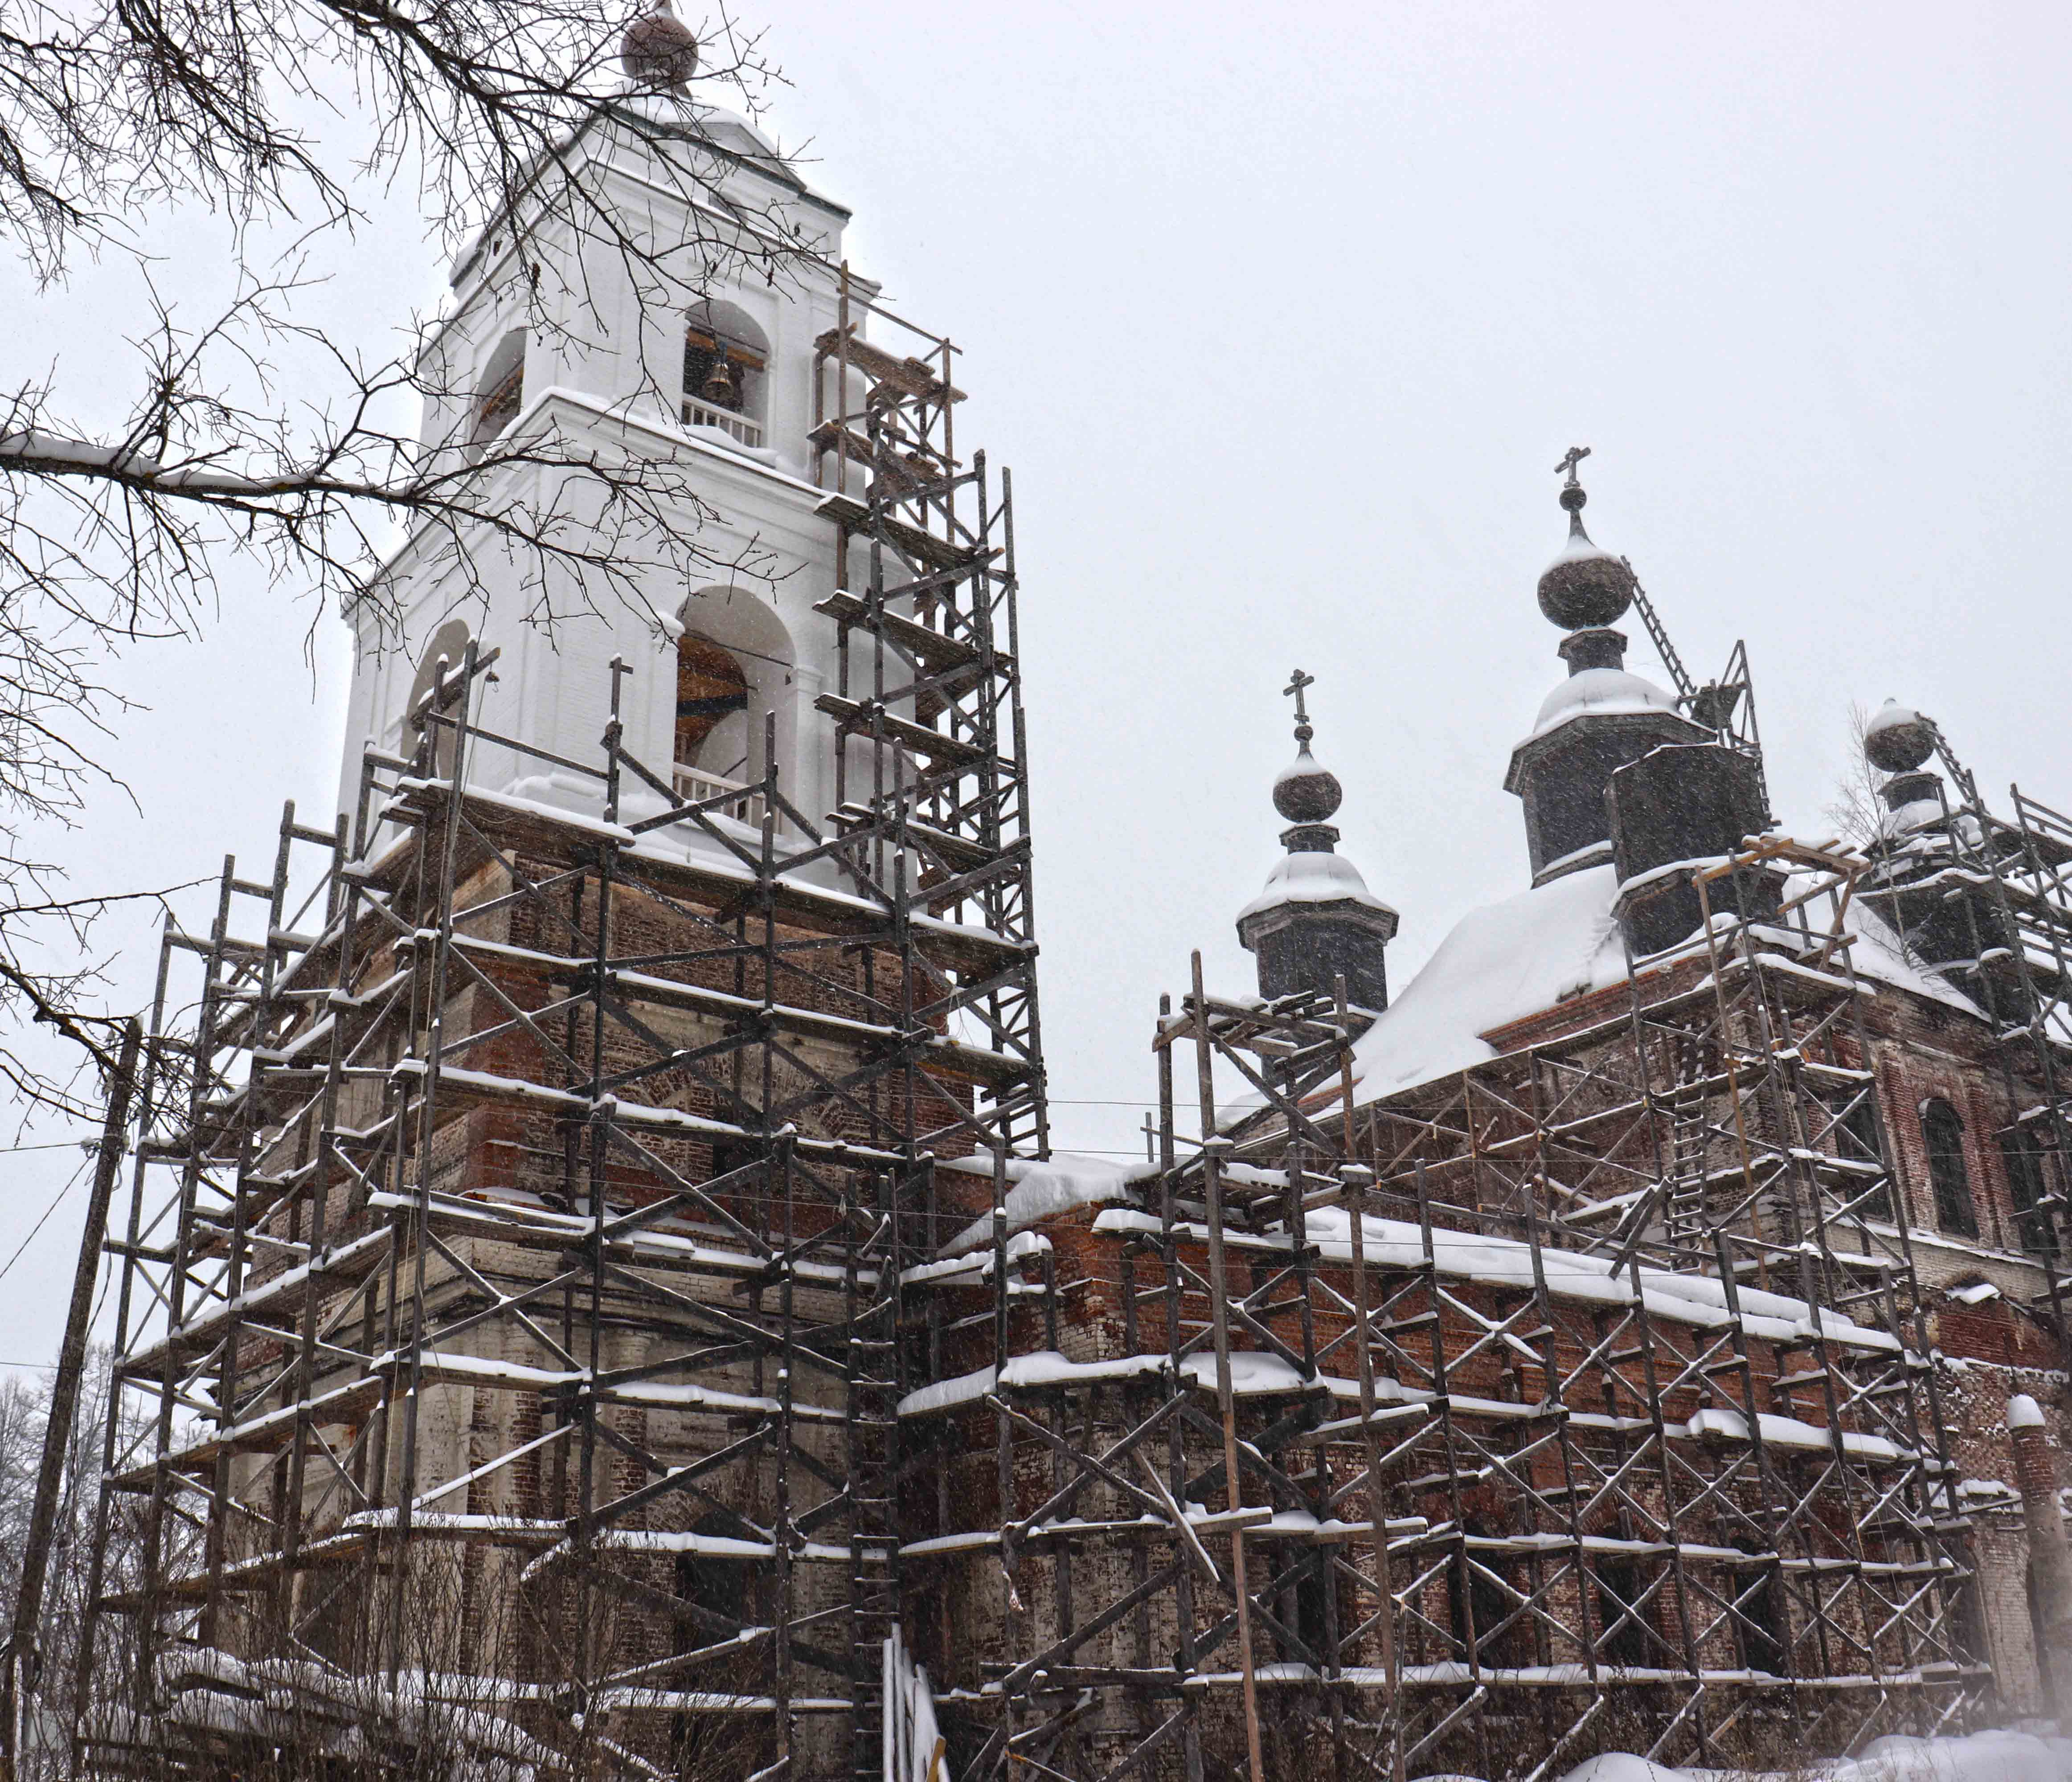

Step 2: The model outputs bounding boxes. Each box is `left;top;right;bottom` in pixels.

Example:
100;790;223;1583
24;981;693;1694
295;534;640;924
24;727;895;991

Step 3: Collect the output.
621;1;699;90
1538;447;1637;631
1240;669;1399;1012
1863;699;1936;774
1271;668;1343;829
1274;744;1343;825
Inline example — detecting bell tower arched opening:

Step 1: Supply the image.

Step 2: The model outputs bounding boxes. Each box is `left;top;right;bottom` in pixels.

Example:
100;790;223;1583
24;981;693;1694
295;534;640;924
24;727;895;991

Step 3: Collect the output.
682;299;769;447
675;633;750;776
469;328;526;458
670;588;796;824
405;618;474;778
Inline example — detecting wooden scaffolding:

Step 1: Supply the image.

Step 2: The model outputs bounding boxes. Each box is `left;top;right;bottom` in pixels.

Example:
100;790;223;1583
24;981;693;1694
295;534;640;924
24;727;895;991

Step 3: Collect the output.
78;286;1045;1782
897;839;1985;1782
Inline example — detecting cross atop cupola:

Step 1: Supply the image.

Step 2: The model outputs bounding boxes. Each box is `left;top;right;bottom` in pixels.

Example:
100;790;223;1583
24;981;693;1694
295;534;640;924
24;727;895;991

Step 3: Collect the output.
1237;671;1398;1013
1283;667;1316;738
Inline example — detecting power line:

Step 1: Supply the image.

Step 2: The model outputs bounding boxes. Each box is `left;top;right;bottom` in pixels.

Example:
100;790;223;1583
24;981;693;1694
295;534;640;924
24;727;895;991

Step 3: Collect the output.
0;1153;94;1287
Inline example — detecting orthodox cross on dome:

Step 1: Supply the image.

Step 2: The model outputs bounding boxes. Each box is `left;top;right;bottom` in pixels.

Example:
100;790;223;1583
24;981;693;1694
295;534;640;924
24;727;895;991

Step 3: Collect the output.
1283;667;1316;745
1555;444;1592;487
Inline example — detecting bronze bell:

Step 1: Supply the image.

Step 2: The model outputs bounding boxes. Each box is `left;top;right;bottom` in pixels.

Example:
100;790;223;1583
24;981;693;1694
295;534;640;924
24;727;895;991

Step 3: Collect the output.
700;352;735;406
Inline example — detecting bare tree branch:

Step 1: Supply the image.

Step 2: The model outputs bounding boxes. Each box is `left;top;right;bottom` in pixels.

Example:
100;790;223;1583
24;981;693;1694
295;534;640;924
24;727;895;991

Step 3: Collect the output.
0;1;833;1106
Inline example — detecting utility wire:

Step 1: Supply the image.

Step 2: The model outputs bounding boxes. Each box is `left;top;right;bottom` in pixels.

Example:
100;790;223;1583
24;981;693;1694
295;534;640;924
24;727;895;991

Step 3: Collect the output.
0;1153;95;1288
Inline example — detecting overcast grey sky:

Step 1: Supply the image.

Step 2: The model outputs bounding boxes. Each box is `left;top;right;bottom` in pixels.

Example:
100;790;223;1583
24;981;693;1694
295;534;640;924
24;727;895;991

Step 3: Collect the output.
2;0;2068;1373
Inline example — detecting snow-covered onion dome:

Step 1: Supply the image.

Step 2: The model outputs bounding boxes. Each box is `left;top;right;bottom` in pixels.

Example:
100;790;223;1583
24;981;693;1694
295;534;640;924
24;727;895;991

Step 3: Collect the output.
621;0;699;90
1505;456;1711;886
1273;742;1343;824
1238;672;1398;1011
1864;699;1937;774
1537;473;1637;631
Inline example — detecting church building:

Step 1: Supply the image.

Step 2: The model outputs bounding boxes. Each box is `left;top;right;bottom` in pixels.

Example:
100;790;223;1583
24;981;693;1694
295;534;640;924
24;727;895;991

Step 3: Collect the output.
74;9;2072;1782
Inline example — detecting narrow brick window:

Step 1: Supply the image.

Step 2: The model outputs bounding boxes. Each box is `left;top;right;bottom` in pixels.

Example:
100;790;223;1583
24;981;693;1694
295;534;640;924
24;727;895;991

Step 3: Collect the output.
2000;1128;2059;1256
1922;1099;1976;1239
1826;1086;1892;1220
1593;1558;1650;1668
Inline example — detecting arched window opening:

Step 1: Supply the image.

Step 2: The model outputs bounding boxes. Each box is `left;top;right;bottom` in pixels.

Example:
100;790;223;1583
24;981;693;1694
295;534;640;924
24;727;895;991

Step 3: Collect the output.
2000;1129;2060;1256
1922;1099;1977;1239
1729;1541;1786;1676
1592;1559;1650;1669
470;328;526;454
682;300;770;447
405;619;475;780
1449;1516;1522;1668
670;1512;767;1772
1825;1086;1892;1219
670;589;796;829
676;632;749;770
1272;1550;1333;1666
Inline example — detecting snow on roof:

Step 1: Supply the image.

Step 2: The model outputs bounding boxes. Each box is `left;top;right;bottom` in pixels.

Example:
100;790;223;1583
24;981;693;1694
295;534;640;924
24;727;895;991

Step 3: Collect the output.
1348;863;1626;1098
1274;749;1338;793
1528;667;1682;741
1347;855;1984;1104
1877;797;1945;840
935;1151;1156;1256
1290;1205;1894;1352
1237;849;1397;924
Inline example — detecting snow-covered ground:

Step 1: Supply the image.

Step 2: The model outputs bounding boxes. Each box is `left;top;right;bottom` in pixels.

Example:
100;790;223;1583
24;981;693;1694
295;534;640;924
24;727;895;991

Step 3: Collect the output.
1554;1728;2072;1782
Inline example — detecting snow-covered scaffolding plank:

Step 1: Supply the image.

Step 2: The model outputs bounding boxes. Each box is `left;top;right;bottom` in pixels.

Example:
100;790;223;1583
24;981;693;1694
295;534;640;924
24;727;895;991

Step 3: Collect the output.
106;1374;385;1489
341;1510;568;1547
123;1225;393;1377
388;1058;907;1166
590;1689;853;1715
378;780;1028;978
1090;1206;1899;1355
900;1230;1050;1287
365;1185;873;1289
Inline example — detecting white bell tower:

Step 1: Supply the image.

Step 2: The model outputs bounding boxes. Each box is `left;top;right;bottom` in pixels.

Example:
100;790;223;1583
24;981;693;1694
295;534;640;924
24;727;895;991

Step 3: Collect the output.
336;20;891;849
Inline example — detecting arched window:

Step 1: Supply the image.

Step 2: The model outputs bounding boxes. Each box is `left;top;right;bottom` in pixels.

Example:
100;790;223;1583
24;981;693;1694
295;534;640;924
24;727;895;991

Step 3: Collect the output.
1824;1085;1892;1219
2000;1130;2059;1256
1922;1099;1976;1238
671;1512;766;1769
1729;1538;1785;1675
1592;1558;1651;1668
470;328;526;454
681;299;770;446
405;619;474;779
670;589;795;822
675;633;750;778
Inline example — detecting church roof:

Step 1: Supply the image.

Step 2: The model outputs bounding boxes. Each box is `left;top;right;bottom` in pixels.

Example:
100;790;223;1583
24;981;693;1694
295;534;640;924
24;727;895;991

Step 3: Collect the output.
1527;666;1683;741
1236;848;1397;926
1346;858;1983;1104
